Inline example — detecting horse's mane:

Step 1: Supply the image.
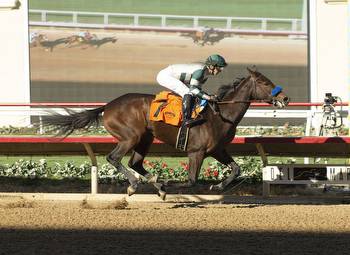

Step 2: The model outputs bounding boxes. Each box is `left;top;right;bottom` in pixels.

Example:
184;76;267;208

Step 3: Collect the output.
216;76;247;100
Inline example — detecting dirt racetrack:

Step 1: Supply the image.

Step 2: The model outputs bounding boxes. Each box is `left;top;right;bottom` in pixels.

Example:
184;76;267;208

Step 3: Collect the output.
29;28;308;103
30;29;307;84
0;196;349;255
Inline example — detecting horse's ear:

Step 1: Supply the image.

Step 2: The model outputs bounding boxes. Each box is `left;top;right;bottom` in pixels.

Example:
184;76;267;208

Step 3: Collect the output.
247;67;256;77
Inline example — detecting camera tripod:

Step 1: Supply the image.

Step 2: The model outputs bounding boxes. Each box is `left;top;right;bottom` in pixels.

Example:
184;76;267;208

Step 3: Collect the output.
318;102;343;136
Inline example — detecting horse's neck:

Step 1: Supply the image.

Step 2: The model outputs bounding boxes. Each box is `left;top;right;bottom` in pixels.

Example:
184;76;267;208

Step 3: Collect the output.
224;78;252;102
219;79;253;126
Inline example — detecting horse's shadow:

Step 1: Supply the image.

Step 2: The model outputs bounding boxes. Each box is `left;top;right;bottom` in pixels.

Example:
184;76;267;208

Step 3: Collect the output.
82;36;118;49
30;36;71;52
180;29;229;46
38;37;70;52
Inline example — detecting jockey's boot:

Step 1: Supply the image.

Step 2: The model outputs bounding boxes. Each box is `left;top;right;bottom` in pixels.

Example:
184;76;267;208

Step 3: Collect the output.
182;94;204;128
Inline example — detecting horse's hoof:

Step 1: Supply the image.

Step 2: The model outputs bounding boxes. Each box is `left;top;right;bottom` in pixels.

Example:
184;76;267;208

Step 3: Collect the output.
145;174;158;183
158;190;166;201
127;185;137;196
210;184;223;192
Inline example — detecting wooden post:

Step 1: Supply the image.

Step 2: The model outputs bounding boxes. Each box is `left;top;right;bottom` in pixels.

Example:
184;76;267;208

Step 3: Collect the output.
83;143;98;194
256;143;268;166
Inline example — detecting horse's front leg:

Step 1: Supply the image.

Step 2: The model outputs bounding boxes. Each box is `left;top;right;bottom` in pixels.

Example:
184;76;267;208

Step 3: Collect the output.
177;150;205;188
209;149;241;191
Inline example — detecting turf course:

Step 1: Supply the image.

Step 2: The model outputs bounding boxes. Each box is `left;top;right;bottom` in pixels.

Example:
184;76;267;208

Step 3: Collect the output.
29;0;303;18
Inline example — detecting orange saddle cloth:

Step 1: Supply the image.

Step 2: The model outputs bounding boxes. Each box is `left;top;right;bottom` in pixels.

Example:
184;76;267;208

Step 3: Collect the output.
149;91;202;126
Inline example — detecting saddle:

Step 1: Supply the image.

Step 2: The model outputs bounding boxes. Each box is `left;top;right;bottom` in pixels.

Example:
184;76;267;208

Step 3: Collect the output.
149;91;207;127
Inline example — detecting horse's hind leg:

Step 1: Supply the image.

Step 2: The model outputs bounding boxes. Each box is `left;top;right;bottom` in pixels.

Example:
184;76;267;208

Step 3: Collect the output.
106;142;139;196
128;133;166;200
128;133;156;181
209;149;241;191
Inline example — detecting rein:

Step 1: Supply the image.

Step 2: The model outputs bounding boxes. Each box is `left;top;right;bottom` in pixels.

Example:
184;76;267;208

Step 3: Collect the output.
217;99;270;104
207;75;283;119
215;75;283;105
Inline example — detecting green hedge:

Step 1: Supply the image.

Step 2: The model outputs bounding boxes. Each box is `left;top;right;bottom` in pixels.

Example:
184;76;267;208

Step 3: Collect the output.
0;157;263;183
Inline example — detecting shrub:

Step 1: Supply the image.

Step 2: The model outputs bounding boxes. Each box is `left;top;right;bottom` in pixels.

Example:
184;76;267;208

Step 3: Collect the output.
98;163;126;183
0;157;263;183
143;160;189;182
52;161;90;179
0;159;49;178
235;157;263;183
144;157;262;182
199;160;232;181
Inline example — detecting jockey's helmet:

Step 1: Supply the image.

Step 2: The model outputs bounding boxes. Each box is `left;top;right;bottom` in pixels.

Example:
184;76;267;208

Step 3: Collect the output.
205;54;227;68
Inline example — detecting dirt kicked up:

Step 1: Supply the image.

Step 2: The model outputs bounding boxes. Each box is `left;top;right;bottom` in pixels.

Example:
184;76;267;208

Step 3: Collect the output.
0;197;349;255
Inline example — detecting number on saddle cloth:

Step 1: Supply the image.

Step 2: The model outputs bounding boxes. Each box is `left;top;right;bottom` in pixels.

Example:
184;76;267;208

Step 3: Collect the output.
150;92;208;126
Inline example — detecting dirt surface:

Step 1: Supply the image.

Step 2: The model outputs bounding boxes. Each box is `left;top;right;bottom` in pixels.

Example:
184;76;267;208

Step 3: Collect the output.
30;28;307;84
0;196;349;255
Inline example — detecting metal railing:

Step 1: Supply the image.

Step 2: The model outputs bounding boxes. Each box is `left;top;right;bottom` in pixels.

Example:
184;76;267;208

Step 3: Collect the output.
29;9;306;36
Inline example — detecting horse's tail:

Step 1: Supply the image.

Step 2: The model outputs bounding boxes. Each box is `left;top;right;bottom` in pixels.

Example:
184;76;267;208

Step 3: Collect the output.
42;106;105;137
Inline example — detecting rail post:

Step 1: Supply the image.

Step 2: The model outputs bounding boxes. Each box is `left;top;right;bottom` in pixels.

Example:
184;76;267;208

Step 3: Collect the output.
83;143;98;194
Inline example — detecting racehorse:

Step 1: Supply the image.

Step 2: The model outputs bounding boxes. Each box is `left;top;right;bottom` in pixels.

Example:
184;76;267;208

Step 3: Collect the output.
88;36;117;49
64;34;97;48
182;28;227;46
30;34;48;47
65;35;116;49
43;68;289;199
39;38;70;52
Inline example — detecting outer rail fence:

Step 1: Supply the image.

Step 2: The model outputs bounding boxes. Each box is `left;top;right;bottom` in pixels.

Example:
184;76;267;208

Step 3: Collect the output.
0;102;348;196
0;102;347;136
0;136;350;196
29;9;307;37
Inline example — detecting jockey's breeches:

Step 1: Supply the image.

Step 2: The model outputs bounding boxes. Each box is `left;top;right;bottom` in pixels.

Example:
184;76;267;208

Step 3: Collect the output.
156;67;190;98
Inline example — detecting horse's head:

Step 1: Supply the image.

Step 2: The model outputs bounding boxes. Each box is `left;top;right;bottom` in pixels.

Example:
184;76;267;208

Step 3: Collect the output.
247;67;290;108
38;34;48;42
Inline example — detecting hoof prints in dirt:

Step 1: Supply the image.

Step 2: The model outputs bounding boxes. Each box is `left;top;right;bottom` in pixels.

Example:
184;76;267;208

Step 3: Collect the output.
80;198;129;210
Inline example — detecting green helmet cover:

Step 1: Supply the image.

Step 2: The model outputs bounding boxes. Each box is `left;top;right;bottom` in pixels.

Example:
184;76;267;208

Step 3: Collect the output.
205;54;227;67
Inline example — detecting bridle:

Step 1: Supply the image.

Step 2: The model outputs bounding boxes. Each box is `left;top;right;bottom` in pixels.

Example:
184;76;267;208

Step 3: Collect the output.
208;74;284;118
216;75;283;105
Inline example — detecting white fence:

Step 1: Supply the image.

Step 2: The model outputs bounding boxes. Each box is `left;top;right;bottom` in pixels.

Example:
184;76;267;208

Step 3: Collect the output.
29;9;307;36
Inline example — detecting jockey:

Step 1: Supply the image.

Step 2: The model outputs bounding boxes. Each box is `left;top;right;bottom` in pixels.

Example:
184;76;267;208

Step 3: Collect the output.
156;54;227;127
200;26;211;41
29;32;39;44
78;31;93;41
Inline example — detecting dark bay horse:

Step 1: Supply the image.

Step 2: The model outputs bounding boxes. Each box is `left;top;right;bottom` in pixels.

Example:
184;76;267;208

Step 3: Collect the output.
87;37;117;49
64;35;117;49
43;68;289;199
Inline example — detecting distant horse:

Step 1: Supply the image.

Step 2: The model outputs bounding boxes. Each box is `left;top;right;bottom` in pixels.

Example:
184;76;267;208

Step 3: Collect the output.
65;35;117;49
181;28;227;46
86;36;118;49
39;38;70;52
30;35;70;52
64;34;97;48
43;68;289;199
30;34;48;47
